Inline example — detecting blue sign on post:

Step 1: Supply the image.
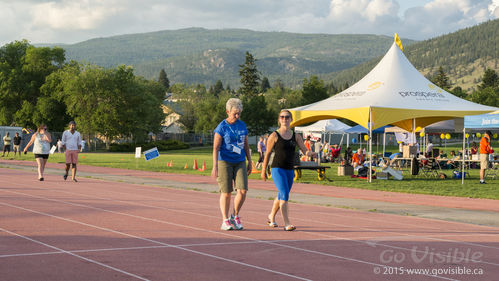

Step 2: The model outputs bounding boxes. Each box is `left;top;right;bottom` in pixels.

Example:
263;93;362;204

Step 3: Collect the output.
144;147;160;161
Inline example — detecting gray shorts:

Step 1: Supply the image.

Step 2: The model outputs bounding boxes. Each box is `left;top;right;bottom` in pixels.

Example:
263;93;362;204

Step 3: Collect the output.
217;160;248;193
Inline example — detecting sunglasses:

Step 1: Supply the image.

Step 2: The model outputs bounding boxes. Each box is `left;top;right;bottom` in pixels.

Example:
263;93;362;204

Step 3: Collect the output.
279;115;291;120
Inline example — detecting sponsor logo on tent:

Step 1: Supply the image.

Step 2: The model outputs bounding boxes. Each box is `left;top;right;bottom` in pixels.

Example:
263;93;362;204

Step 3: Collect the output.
428;83;443;93
334;91;366;99
367;81;383;91
398;91;446;100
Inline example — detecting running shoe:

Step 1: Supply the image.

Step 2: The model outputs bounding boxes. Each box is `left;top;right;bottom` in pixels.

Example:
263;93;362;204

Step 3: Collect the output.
230;214;243;230
220;219;233;231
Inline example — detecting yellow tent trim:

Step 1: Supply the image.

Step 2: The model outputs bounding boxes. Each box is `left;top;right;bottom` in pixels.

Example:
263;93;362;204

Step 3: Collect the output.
289;107;494;131
289;107;371;128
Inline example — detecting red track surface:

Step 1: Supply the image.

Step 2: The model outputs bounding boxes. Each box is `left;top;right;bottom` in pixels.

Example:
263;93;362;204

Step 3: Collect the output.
1;164;498;280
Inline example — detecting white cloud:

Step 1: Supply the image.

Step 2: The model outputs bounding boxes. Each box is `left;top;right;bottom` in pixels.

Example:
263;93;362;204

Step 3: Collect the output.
490;0;499;16
31;0;121;30
0;0;497;46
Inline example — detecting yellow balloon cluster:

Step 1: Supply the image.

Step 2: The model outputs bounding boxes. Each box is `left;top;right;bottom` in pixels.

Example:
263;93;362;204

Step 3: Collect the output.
494;133;498;139
476;133;481;138
364;135;370;141
465;133;469;138
419;132;425;137
440;133;445;139
445;133;451;140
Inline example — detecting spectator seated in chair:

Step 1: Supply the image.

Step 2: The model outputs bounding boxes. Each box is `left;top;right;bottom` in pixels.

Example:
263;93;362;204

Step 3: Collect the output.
444;150;460;169
352;149;364;170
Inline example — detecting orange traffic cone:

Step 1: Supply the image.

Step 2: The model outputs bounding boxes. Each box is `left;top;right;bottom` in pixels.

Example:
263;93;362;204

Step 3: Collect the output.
251;161;260;174
198;161;206;171
184;163;188;169
193;159;198;170
169;160;173;167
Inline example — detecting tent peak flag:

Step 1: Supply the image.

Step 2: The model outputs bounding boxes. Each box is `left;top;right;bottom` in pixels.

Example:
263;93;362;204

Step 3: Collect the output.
394;33;403;52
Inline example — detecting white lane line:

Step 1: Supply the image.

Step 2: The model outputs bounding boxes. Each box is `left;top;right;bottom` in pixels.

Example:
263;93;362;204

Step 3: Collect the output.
23;181;499;254
0;190;460;281
0;238;327;258
0;227;150;281
0;202;312;281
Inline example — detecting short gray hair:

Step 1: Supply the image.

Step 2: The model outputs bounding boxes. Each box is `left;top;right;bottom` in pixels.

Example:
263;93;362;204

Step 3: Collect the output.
226;98;243;112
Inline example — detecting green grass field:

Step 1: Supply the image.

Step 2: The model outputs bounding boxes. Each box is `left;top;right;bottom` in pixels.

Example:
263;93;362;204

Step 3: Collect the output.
5;144;498;200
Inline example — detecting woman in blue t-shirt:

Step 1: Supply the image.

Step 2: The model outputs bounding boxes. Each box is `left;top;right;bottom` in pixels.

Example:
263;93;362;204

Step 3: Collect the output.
261;110;316;231
212;98;252;231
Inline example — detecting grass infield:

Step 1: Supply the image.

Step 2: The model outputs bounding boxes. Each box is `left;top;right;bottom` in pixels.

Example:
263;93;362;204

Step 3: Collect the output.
4;145;498;200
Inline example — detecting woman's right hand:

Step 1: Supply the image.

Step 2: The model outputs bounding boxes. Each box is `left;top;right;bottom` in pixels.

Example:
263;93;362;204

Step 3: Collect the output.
261;169;267;181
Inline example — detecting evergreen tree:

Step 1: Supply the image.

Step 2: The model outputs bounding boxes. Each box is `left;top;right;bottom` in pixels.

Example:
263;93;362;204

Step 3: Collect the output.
241;95;274;137
432;66;451;90
238;51;260;98
327;81;338;96
478;68;499;90
158;69;170;90
301;76;328;105
451;86;467;99
261;76;271;93
213;80;224;96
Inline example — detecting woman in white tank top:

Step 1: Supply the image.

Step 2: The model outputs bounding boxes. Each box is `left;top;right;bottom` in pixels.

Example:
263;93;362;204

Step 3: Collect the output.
24;124;52;181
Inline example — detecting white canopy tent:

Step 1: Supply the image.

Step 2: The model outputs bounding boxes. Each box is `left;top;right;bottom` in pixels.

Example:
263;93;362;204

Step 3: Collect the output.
295;119;352;145
288;36;497;181
383;118;465;156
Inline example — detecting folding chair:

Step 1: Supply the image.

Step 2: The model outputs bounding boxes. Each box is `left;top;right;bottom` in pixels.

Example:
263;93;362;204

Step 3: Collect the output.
420;158;439;178
485;162;498;179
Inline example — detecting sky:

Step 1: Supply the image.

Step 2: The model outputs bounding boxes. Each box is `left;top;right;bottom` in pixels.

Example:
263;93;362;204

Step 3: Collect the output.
1;0;498;46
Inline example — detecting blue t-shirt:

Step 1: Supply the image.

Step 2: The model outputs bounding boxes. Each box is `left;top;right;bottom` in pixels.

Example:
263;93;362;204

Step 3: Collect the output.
214;119;248;163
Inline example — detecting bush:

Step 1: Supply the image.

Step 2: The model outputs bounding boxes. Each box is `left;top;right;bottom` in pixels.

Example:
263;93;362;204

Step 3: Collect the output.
109;140;189;152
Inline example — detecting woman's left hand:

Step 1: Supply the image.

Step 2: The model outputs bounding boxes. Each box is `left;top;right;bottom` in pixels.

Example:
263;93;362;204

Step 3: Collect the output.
247;161;252;176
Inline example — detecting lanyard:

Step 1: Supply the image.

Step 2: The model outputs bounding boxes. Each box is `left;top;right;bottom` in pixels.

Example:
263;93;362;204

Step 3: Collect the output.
225;120;239;141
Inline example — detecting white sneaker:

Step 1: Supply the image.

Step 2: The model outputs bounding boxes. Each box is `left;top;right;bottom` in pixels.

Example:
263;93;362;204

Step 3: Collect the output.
221;219;233;231
230;214;243;230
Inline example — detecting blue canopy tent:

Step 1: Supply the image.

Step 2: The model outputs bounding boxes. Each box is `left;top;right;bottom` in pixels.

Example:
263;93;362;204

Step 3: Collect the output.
460;110;499;184
344;125;392;154
344;125;391;134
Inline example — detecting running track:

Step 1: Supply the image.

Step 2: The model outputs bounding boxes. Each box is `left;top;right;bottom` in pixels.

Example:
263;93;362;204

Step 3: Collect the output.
1;166;498;280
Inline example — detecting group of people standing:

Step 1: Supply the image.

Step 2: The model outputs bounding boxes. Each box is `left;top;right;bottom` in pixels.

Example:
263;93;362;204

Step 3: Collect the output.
1;132;23;157
212;98;316;231
22;121;83;182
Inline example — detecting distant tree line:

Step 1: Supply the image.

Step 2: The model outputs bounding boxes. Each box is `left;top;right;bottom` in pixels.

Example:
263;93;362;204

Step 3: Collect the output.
0;40;165;144
2;40;496;148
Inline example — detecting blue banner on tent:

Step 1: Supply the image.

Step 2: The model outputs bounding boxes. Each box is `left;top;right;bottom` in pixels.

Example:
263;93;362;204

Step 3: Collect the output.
144;147;160;161
464;113;499;129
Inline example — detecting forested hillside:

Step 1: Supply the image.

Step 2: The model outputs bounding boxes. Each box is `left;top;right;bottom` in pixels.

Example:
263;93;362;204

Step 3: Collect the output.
55;28;415;87
328;19;499;92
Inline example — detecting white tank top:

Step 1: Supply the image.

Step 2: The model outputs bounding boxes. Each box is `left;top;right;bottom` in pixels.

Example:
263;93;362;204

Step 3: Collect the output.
33;133;50;154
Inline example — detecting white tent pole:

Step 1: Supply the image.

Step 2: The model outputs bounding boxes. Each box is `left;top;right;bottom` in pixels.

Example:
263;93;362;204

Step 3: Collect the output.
376;134;379;155
369;108;373;183
462;128;466;185
383;132;386;157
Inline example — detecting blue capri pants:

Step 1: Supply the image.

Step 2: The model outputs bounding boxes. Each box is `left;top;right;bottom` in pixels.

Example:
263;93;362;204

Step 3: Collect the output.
270;168;295;201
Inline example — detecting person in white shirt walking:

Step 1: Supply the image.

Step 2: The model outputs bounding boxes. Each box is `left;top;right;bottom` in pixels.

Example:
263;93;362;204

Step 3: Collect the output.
62;121;82;182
